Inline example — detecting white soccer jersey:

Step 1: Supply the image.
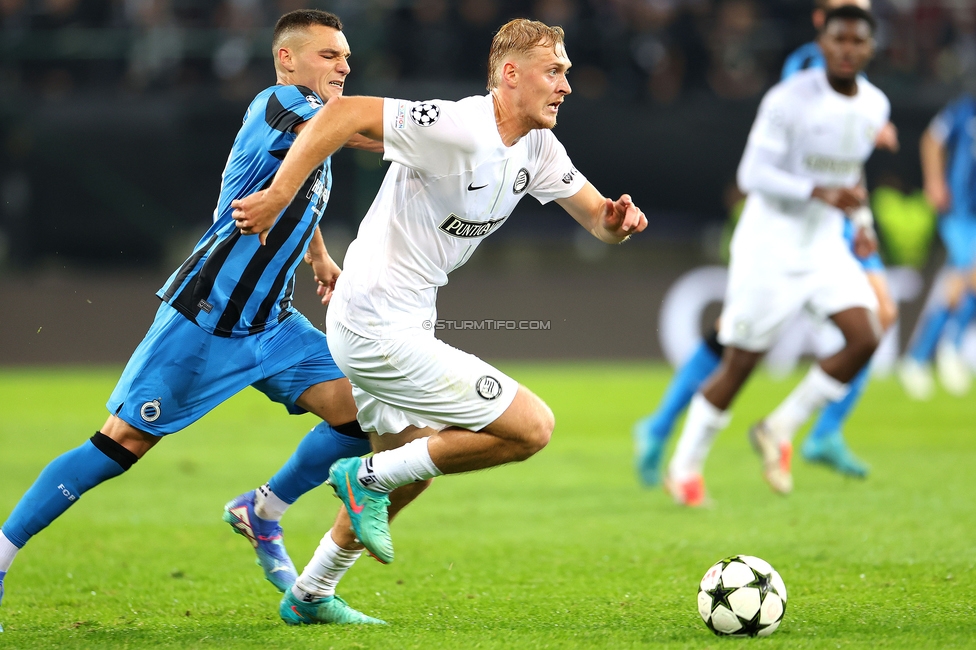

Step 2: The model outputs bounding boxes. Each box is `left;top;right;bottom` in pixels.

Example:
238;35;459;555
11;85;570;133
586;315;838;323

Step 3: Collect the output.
330;94;587;338
732;68;890;271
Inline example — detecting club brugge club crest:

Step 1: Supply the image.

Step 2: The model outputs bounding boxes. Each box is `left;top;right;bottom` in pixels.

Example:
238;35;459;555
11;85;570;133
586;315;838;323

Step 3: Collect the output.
476;375;502;400
513;168;530;194
140;399;162;422
410;102;440;127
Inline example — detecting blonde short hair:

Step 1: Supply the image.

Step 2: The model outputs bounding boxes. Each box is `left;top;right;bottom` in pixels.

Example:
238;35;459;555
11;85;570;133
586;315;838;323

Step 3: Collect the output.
487;19;566;90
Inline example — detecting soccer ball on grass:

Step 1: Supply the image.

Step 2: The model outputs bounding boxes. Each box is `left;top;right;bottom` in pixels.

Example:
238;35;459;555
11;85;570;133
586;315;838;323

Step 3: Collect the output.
697;555;787;637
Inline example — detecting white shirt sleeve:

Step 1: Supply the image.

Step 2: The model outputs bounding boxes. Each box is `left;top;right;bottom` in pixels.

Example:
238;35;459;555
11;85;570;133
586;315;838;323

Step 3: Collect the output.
382;98;477;177
527;130;588;204
736;87;815;201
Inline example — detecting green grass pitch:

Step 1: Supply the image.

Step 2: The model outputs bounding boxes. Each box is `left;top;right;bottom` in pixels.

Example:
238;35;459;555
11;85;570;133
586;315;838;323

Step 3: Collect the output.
0;364;973;649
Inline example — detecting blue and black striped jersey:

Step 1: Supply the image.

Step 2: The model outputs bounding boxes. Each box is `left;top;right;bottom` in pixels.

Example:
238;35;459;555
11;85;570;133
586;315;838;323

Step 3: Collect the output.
158;84;332;337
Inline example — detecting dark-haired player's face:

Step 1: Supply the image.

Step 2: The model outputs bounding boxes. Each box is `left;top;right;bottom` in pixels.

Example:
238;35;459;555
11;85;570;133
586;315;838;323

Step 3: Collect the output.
819;18;874;81
512;42;572;130
290;25;351;101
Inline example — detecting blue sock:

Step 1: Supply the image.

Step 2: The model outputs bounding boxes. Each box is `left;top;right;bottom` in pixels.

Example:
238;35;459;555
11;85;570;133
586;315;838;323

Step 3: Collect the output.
947;292;976;348
1;437;134;548
647;339;722;443
807;363;870;443
909;305;951;363
268;422;371;504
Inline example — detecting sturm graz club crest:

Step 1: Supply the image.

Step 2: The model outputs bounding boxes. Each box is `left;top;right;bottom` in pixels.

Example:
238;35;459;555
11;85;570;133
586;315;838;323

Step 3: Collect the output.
410;102;440;127
475;376;502;400
140;399;162;422
513;168;530;194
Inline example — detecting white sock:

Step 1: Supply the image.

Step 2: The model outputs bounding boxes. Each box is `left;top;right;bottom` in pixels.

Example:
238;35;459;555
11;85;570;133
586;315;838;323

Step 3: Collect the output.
766;364;849;441
668;393;731;481
254;484;290;521
293;529;362;599
0;530;19;573
357;437;443;493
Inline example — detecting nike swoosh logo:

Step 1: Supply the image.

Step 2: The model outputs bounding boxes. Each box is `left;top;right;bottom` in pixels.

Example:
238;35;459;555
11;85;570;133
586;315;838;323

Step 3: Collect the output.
467;183;488;191
346;476;365;514
291;605;306;620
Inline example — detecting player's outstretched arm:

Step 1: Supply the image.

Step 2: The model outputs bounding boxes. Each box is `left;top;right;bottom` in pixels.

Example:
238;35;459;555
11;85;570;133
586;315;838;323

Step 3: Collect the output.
556;182;647;243
232;95;384;243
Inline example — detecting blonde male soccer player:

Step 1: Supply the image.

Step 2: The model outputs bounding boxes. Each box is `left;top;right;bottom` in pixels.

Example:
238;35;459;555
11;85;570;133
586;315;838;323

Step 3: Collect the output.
231;18;647;625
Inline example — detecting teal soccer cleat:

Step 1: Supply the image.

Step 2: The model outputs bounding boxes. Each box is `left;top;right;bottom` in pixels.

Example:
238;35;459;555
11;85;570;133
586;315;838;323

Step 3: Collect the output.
328;457;394;564
633;416;667;487
223;491;298;592
802;432;869;478
280;588;386;625
1;569;5;633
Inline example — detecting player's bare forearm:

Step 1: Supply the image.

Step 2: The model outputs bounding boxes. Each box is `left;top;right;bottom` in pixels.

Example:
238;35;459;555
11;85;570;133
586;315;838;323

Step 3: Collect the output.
920;128;950;211
558;183;647;244
231;97;385;242
305;227;329;265
272;96;384;204
306;229;341;304
919;129;945;187
343;132;384;154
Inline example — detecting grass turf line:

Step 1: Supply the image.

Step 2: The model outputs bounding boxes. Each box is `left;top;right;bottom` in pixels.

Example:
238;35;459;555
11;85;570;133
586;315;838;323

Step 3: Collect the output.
0;364;973;649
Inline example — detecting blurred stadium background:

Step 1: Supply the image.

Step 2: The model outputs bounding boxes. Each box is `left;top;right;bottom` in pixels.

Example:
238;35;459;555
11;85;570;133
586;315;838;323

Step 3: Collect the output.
0;0;971;364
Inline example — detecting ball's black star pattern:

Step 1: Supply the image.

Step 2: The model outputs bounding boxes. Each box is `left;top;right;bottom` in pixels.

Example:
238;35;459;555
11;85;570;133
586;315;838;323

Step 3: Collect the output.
708;583;736;613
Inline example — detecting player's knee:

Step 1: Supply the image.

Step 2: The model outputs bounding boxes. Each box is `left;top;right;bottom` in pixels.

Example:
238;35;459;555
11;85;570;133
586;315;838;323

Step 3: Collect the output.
849;327;880;363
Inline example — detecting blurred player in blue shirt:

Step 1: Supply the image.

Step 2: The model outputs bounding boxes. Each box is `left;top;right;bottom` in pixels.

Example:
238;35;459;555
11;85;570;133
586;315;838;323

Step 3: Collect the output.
0;10;401;627
634;0;899;499
898;94;976;398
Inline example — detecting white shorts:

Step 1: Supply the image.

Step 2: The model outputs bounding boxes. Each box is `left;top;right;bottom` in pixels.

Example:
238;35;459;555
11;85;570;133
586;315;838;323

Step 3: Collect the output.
326;318;519;435
719;251;878;352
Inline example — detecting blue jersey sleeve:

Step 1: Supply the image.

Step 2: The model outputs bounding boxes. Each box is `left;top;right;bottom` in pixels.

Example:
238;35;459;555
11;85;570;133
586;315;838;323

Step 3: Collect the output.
781;42;824;81
930;96;974;148
264;85;324;134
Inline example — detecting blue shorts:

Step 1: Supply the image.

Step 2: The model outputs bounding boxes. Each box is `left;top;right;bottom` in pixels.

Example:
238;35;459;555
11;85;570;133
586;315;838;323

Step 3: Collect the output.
939;213;976;269
108;302;344;436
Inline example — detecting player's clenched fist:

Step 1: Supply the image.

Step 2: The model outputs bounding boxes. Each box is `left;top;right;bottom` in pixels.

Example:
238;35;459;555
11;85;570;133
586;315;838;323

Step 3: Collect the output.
604;194;647;238
231;189;288;245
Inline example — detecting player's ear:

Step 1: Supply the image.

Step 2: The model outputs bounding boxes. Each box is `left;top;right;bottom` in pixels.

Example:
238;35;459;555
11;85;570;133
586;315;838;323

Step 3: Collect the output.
277;47;295;73
502;60;520;88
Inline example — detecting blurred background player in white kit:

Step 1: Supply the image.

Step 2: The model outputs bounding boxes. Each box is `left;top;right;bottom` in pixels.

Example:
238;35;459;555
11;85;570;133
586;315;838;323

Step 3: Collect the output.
230;18;647;625
662;5;889;504
633;0;898;497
